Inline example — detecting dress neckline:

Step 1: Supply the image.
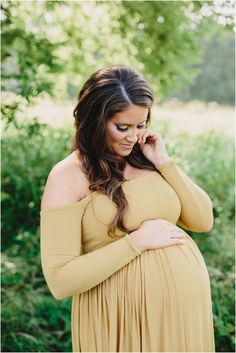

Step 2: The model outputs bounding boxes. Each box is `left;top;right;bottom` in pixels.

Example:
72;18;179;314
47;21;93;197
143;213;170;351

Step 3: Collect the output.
40;170;157;214
123;170;156;182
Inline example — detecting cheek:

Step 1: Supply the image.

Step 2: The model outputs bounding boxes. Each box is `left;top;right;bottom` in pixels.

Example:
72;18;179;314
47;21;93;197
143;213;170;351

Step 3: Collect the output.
107;126;123;143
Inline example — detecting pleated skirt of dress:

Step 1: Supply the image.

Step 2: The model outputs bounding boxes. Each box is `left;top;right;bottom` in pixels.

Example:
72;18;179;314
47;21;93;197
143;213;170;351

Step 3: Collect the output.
71;235;215;352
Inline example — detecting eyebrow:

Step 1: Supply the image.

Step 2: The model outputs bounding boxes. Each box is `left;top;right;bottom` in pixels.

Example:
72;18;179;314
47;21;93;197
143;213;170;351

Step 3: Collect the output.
115;120;147;126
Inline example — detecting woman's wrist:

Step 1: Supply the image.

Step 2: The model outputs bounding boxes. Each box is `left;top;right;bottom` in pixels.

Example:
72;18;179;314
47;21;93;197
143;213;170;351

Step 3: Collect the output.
154;157;171;167
129;230;146;252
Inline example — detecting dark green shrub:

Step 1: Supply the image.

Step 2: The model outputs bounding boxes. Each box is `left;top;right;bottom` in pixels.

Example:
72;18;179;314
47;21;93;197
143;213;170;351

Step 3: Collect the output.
155;122;235;352
2;103;73;249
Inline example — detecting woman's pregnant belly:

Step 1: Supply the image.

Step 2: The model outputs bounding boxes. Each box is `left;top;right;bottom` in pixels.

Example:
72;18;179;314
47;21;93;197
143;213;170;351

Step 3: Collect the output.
140;234;211;299
80;234;211;311
76;234;213;352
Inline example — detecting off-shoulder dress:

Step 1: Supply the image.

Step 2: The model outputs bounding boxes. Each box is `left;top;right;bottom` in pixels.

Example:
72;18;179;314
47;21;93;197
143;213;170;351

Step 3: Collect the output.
40;158;215;352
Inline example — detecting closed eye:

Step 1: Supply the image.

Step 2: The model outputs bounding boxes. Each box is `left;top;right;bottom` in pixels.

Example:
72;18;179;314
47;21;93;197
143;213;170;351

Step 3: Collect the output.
137;124;146;129
116;124;146;132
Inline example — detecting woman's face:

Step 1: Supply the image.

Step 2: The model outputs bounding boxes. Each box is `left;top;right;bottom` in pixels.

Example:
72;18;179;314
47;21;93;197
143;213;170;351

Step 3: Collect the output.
105;105;149;158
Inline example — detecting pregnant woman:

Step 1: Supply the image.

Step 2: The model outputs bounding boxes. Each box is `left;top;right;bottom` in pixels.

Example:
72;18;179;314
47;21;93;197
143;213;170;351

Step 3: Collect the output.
40;65;215;352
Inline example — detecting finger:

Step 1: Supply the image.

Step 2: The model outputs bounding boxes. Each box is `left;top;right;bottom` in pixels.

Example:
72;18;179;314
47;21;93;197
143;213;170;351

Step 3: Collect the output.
146;134;158;143
139;131;149;144
176;239;186;244
169;227;186;233
168;226;186;234
169;238;186;244
144;132;159;142
168;226;187;234
139;131;158;144
169;232;187;239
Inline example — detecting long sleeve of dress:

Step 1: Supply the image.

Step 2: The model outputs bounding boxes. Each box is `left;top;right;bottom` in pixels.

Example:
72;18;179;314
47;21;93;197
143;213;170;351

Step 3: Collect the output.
40;203;141;300
155;158;214;233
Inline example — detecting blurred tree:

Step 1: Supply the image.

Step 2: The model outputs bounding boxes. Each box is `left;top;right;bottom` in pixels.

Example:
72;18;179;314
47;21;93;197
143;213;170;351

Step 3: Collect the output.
1;1;62;100
116;1;204;98
1;0;234;102
170;29;235;105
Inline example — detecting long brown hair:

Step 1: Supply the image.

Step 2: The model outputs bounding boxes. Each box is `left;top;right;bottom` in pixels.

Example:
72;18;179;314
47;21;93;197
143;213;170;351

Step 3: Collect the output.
72;65;156;237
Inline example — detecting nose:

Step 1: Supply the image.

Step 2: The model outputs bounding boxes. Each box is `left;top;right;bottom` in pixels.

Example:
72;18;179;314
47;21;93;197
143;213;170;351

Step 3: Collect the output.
126;127;143;144
126;129;139;144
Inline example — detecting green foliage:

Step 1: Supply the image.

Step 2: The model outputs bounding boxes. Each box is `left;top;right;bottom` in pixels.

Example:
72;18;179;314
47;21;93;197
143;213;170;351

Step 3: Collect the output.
1;93;73;249
170;30;235;105
1;113;235;352
2;1;234;101
1;1;62;99
117;1;201;96
191;30;235;105
2;104;74;351
186;132;235;352
154;120;235;352
2;247;72;352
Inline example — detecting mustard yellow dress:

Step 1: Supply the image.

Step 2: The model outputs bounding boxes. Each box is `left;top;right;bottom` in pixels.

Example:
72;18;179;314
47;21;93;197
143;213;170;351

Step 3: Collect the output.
40;158;215;352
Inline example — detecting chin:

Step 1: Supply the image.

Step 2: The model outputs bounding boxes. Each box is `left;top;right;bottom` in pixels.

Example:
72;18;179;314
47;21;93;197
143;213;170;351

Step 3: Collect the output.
109;145;133;158
118;150;132;157
110;152;130;160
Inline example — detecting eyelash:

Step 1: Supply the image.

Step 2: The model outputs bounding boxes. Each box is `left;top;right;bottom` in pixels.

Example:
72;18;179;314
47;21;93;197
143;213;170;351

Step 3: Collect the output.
116;124;146;132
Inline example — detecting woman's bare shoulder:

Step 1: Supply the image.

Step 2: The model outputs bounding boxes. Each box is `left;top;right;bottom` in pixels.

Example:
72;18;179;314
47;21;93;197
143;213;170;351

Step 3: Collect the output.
40;151;90;211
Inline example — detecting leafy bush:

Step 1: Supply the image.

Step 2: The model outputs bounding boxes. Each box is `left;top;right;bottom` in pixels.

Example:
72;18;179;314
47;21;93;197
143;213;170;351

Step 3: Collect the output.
155;122;235;351
2;100;73;351
2;247;71;352
1;96;73;249
1;114;235;352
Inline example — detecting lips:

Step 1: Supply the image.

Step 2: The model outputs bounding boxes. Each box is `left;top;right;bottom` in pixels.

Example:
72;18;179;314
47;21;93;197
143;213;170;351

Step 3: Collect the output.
121;144;134;148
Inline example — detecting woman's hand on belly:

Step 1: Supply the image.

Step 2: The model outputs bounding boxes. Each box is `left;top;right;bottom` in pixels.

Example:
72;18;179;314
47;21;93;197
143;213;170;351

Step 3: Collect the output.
129;219;187;252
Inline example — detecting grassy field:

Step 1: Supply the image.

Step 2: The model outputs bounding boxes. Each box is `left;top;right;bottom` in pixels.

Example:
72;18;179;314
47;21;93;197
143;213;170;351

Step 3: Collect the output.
26;97;234;138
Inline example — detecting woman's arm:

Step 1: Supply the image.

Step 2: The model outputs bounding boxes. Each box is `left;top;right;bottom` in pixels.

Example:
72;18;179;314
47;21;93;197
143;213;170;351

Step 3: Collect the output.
40;205;140;300
155;158;214;233
40;161;141;301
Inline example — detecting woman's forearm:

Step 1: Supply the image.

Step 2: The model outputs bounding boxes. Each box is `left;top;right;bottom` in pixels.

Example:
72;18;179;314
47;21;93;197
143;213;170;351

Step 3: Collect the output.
40;206;141;300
